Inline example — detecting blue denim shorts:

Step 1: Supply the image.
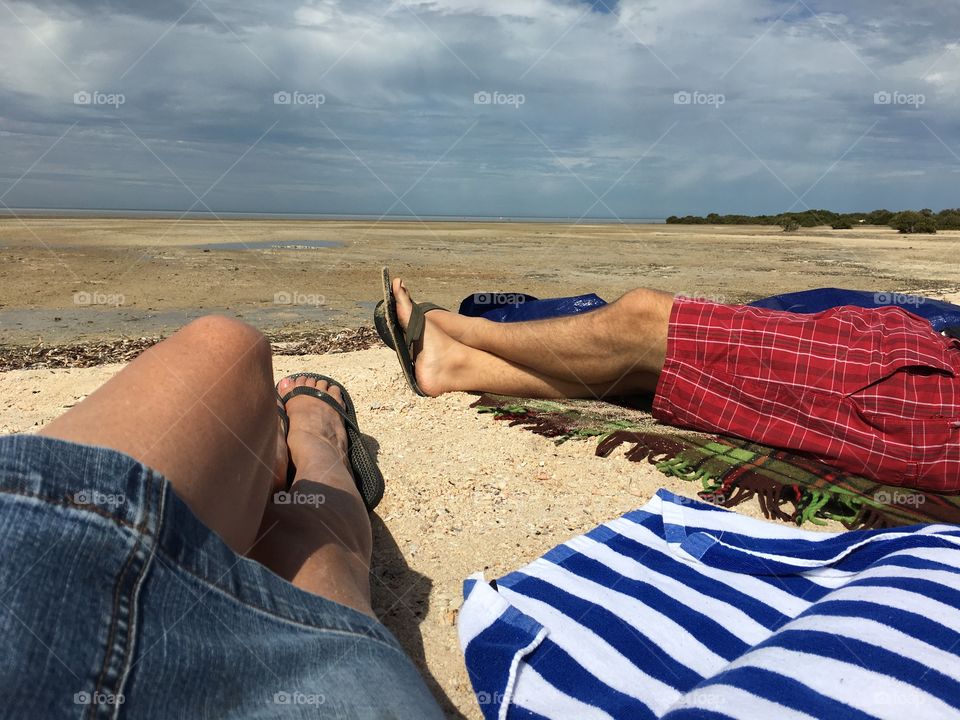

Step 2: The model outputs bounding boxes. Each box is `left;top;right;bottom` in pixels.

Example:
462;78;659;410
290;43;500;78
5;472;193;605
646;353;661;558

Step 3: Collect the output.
0;435;444;719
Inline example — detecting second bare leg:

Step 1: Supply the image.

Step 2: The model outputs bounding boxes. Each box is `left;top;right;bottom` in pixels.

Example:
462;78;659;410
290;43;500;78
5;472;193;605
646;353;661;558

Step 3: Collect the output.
396;280;674;386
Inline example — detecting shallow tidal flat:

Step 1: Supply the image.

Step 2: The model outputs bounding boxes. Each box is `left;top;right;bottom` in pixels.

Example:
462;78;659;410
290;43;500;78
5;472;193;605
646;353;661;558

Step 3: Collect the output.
1;217;958;346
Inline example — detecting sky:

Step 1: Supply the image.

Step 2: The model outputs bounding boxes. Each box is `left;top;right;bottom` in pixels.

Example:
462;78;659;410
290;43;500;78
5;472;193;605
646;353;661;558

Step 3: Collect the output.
0;0;958;218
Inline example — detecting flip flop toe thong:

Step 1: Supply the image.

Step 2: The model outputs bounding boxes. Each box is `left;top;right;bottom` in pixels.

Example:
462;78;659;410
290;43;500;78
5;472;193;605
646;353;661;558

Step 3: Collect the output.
373;267;445;396
277;373;384;512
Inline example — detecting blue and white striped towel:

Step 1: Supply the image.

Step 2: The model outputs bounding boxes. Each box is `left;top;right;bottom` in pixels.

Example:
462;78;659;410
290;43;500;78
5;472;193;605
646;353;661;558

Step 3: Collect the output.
458;489;960;720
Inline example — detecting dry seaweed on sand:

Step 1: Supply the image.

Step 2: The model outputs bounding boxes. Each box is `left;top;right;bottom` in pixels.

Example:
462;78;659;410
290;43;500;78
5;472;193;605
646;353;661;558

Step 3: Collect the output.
0;326;381;371
270;326;380;356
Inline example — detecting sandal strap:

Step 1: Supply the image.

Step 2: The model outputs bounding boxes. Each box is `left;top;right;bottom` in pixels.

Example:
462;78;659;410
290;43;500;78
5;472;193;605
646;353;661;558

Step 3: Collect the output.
418;302;446;314
402;302;446;356
279;386;360;434
404;303;426;356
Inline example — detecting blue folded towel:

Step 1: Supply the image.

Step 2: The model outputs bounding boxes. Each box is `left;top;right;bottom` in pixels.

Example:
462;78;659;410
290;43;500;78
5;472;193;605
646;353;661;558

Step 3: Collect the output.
459;489;960;719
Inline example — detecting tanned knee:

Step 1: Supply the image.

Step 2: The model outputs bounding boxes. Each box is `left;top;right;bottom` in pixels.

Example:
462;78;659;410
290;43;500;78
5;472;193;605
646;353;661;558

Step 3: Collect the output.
178;315;273;382
616;288;675;324
186;315;268;354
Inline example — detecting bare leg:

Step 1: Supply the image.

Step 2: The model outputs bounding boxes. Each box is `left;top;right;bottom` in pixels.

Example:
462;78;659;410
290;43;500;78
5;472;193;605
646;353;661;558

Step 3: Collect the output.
248;376;374;616
40;316;285;552
409;326;658;398
39;317;376;615
392;279;673;397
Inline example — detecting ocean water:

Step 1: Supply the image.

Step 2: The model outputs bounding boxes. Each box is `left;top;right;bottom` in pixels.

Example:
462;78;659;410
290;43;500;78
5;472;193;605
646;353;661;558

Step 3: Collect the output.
0;208;666;224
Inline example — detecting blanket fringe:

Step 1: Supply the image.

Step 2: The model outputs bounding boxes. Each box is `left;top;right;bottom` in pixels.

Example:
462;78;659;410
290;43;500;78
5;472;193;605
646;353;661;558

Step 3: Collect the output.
596;431;687;464
704;477;795;523
475;400;950;530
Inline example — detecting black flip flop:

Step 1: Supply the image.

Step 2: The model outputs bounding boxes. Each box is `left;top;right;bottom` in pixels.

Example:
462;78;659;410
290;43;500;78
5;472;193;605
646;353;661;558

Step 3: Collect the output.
373;267;445;397
277;373;384;512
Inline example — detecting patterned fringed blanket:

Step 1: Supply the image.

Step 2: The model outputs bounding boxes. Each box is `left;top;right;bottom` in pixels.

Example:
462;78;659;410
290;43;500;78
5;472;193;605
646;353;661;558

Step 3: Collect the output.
472;393;960;530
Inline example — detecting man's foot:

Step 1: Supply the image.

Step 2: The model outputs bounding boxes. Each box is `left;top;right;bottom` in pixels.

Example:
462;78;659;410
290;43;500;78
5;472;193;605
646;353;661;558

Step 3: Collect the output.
392;278;468;397
276;375;351;485
390;279;480;344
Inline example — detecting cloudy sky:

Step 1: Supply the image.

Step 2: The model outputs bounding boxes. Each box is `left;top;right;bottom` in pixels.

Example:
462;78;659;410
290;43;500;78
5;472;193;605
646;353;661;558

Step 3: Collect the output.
0;0;957;218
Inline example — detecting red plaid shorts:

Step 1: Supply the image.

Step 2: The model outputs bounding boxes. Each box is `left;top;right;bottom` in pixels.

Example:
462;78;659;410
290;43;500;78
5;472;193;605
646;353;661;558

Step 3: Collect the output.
653;298;960;492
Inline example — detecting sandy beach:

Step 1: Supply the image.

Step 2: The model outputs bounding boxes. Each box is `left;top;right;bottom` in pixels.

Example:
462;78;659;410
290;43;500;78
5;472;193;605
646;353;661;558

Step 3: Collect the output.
3;218;959;345
3;219;960;718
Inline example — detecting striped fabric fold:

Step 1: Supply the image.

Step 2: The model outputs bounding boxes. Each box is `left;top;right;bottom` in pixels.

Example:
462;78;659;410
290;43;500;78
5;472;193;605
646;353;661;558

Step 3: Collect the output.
458;490;960;720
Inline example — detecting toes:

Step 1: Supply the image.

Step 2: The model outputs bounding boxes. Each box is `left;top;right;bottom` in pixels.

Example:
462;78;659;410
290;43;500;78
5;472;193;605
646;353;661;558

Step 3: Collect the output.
324;384;344;409
278;375;345;410
307;378;345;409
393;278;411;303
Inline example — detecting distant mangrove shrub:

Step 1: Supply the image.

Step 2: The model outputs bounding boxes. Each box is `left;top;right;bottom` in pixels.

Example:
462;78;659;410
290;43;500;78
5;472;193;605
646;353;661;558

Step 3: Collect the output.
777;216;801;232
665;207;960;235
890;211;937;234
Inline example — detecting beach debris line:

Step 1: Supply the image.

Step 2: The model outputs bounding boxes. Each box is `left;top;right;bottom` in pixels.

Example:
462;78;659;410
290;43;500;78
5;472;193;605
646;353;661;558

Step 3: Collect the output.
0;327;381;371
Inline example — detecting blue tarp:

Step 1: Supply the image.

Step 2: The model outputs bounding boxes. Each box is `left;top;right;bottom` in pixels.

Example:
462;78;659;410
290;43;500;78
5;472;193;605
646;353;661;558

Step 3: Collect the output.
748;288;960;332
460;287;960;332
458;292;607;322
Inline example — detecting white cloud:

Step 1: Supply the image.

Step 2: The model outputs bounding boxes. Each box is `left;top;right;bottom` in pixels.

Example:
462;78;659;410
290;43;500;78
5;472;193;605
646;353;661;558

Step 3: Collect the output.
0;0;958;215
